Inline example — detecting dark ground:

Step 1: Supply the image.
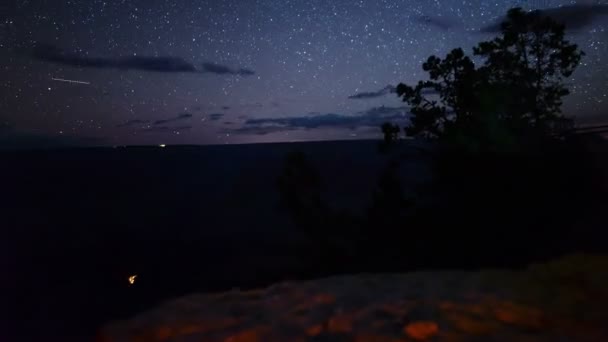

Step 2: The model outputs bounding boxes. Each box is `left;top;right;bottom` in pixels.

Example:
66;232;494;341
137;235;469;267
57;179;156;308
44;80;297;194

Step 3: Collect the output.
1;139;606;341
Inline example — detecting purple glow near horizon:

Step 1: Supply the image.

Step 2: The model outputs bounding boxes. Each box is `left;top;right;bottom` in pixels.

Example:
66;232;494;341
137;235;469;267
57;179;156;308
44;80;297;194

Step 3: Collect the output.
1;0;607;148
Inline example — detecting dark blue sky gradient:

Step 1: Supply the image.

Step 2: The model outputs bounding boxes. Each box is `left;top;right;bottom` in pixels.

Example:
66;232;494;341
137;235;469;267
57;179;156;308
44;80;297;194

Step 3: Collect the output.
1;0;607;147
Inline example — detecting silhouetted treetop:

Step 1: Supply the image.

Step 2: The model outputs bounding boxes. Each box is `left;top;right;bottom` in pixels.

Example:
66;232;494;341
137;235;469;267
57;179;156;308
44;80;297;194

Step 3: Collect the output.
474;8;583;129
396;7;583;149
381;122;400;143
396;48;478;139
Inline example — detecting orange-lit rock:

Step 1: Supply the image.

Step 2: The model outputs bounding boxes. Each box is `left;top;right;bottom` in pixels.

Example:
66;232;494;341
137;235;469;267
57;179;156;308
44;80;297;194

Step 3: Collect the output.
438;301;457;311
305;324;323;336
369;319;388;330
312;293;336;305
176;324;203;335
460;303;487;316
354;333;406;342
444;313;501;335
378;303;410;317
403;321;439;340
155;326;172;340
224;326;271;342
491;300;544;329
328;314;353;333
98;255;608;342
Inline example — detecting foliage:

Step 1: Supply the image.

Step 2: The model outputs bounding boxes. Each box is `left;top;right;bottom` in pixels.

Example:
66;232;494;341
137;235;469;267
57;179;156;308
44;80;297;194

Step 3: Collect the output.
276;150;361;264
395;8;583;152
473;7;582;135
365;159;413;254
378;122;401;153
277;150;326;233
278;8;597;274
381;122;401;144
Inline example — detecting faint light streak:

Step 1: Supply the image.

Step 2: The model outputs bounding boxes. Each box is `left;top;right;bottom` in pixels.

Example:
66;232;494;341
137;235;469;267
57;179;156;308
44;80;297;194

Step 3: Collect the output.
51;77;91;85
159;144;166;148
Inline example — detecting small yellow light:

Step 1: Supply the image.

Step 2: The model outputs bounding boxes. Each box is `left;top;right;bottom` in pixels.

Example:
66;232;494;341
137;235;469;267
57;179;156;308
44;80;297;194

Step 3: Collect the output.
128;275;137;285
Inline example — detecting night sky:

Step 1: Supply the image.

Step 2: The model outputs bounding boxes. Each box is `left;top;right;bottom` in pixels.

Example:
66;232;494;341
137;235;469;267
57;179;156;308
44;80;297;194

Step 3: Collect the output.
1;0;607;148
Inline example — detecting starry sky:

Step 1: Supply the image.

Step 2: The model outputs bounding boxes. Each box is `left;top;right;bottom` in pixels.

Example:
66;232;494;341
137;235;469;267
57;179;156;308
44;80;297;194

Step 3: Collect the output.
1;0;607;148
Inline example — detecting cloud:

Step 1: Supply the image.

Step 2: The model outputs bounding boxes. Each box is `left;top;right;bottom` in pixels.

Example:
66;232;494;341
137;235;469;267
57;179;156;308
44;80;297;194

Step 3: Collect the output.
116;115;193;128
480;4;608;32
242;113;357;130
153;113;193;125
348;85;396;99
349;84;439;99
358;106;410;119
208;113;224;121
201;62;255;76
140;125;193;133
227;125;291;136
420;87;441;96
222;106;231;110
238;102;265;110
230;106;409;135
31;44;255;76
414;14;459;30
116;119;151;128
32;44;198;73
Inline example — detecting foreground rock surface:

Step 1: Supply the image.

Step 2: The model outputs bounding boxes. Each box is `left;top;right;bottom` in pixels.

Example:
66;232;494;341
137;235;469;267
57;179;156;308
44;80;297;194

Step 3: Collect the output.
99;254;608;341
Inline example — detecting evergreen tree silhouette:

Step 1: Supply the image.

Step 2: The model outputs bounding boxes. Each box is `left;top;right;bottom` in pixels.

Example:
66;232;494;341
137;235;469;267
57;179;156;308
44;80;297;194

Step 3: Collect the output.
394;8;583;151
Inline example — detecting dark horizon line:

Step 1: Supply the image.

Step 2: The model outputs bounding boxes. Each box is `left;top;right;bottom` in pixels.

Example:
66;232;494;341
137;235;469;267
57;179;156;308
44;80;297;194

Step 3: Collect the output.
0;137;398;153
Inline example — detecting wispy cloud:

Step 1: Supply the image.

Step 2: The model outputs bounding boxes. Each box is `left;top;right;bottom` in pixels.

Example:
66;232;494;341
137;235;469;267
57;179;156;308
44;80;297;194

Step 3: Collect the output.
116;119;151;128
348;85;396;99
31;44;255;76
420;87;441;96
32;44;198;73
117;114;194;131
201;62;255;76
480;4;608;32
227;125;289;136
414;14;459;30
229;106;409;135
153;113;193;125
208;113;224;121
349;84;439;99
140;125;193;133
237;102;265;110
358;106;410;118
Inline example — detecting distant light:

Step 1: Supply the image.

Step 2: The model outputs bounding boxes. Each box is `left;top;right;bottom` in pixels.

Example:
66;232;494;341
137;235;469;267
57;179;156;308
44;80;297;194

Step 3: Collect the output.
159;144;166;148
128;274;137;285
